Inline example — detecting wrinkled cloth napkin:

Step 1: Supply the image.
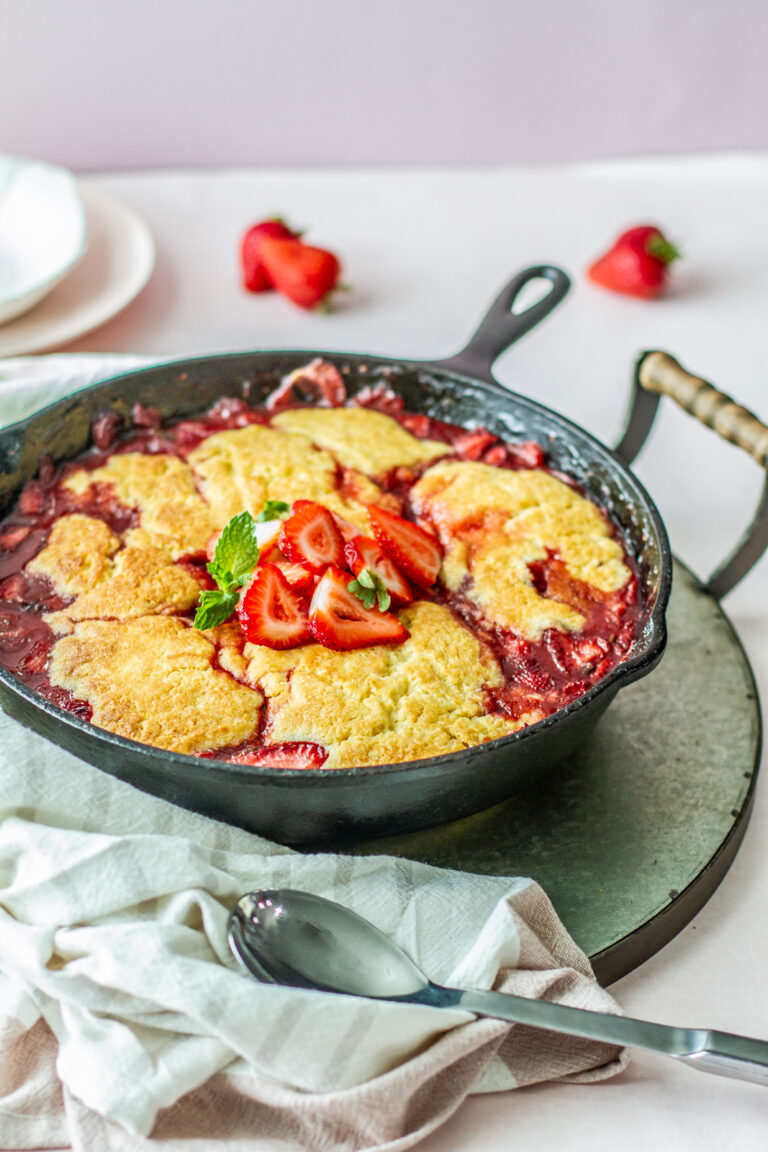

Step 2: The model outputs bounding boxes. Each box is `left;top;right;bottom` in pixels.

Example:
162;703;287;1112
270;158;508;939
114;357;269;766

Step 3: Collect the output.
0;356;627;1152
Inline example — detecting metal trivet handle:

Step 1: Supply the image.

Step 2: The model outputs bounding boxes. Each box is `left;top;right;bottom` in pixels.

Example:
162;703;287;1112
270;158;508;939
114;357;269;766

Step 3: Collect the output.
616;350;768;599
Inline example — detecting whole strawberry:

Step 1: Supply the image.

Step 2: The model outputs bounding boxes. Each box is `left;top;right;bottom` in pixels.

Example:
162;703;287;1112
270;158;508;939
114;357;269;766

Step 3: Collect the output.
240;218;301;292
259;236;343;311
588;225;680;298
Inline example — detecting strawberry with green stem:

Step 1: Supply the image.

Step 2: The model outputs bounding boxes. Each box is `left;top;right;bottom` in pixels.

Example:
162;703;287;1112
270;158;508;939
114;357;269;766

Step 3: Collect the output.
240;218;302;293
588;225;680;298
259;236;345;311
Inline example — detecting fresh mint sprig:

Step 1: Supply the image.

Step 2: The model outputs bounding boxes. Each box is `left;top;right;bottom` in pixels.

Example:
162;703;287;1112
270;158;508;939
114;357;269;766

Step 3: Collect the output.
347;568;391;612
194;588;239;631
194;511;261;629
257;500;291;523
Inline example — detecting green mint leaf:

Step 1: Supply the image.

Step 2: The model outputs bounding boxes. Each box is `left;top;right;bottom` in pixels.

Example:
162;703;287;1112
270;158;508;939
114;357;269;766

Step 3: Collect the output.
348;569;391;613
211;512;260;589
257;500;290;523
207;561;237;594
348;578;375;609
194;589;238;630
233;568;256;587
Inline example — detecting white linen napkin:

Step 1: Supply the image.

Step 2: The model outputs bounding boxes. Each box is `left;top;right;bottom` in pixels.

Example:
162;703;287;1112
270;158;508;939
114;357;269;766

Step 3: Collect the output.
0;356;627;1152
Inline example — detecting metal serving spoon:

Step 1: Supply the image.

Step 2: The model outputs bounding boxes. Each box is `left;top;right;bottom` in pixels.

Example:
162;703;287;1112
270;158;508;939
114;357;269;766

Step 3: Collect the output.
228;888;768;1087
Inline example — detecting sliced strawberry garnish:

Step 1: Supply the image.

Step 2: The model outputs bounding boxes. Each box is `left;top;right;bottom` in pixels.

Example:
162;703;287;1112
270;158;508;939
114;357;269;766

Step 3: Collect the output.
344;535;413;606
367;506;442;589
290;501;361;544
279;501;345;573
237;564;310;649
230;741;328;769
308;567;409;651
273;560;315;592
253;518;283;556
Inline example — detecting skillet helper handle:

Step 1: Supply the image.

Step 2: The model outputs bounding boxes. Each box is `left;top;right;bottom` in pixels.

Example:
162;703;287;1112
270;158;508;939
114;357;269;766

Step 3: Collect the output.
430;265;571;384
615;350;768;600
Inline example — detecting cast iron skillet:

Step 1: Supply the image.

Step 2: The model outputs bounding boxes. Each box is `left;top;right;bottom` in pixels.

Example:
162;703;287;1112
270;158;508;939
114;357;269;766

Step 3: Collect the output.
0;267;675;845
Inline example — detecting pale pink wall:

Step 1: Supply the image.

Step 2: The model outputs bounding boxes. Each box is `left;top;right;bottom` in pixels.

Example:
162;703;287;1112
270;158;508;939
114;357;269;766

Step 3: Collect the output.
2;0;767;170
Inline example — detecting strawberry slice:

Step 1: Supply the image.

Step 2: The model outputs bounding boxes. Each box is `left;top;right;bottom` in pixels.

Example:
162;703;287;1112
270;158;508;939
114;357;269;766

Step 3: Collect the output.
253;518;283;556
330;510;362;543
367;506;442;589
344;535;413;606
288;500;359;543
230;741;328;769
308;567;409;650
237;564;310;648
273;560;315;592
279;501;345;573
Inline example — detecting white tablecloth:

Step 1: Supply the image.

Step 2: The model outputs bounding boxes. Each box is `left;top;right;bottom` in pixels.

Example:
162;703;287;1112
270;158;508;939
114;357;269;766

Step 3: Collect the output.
18;154;768;1148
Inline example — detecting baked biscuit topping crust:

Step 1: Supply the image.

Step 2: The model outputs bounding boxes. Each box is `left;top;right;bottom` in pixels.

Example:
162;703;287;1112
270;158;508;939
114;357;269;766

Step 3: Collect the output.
411;460;630;641
0;361;640;768
50;616;262;755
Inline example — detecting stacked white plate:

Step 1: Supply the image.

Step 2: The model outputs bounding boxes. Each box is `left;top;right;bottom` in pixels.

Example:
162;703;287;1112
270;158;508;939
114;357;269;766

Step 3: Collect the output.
0;154;154;355
0;155;86;324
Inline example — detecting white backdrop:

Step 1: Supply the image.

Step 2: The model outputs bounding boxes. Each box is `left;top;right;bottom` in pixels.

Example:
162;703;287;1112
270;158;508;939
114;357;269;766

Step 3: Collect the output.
2;0;768;170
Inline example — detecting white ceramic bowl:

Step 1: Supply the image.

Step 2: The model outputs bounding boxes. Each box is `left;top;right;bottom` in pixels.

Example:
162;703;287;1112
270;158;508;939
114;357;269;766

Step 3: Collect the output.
0;155;87;326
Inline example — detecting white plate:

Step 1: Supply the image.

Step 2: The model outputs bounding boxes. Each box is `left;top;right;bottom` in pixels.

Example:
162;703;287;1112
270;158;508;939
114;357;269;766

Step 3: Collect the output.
0;183;155;357
0;155;87;325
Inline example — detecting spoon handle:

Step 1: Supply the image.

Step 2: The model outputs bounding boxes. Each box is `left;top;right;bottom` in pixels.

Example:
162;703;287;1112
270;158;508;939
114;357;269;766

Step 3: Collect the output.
452;988;768;1086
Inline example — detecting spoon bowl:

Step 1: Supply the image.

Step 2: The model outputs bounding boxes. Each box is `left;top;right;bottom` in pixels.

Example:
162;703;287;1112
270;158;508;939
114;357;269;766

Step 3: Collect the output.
229;889;428;999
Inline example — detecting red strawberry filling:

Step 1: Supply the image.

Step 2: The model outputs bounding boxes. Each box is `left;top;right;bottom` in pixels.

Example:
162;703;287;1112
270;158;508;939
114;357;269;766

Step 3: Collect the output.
230;741;328;769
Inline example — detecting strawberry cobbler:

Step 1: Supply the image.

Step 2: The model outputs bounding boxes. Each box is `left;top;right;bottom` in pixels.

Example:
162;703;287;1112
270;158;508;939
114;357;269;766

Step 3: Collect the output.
0;359;639;770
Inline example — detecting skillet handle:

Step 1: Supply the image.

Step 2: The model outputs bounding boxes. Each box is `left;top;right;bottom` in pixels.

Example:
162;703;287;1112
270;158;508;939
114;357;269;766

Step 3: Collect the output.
427;266;571;384
615;350;768;599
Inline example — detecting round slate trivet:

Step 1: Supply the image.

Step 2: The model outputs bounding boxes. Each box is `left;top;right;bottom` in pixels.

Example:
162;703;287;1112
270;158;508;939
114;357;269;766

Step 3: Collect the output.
350;560;760;984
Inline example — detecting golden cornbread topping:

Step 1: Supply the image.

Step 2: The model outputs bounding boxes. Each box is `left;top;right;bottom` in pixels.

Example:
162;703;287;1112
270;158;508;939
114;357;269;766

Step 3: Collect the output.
50;616;262;755
0;359;640;769
410;460;630;641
